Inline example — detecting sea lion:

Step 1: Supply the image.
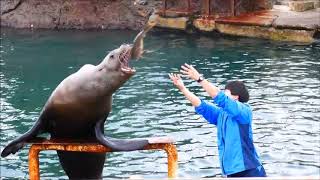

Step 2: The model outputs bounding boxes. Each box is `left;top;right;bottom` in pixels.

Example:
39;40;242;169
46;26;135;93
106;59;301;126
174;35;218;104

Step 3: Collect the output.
1;19;171;179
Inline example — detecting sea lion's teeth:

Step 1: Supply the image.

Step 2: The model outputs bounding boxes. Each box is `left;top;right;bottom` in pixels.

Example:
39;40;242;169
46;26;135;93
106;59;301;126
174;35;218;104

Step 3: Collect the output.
120;48;135;74
121;67;130;72
121;66;135;74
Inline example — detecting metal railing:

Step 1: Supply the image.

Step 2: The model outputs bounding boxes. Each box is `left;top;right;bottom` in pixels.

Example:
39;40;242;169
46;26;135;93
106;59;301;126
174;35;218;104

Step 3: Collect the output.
28;139;178;180
160;0;193;16
203;0;237;17
159;0;240;18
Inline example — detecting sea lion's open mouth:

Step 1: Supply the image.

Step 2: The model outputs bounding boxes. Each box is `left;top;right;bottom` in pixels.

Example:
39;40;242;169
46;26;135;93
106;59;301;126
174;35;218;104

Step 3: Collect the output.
118;19;156;75
119;46;135;75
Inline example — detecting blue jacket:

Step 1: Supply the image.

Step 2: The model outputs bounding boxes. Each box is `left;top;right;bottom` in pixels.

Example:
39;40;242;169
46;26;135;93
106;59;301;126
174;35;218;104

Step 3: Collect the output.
195;91;261;175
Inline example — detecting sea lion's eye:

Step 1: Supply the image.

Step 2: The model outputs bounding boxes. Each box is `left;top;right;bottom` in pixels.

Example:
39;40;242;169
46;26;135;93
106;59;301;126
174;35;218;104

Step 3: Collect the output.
110;54;114;59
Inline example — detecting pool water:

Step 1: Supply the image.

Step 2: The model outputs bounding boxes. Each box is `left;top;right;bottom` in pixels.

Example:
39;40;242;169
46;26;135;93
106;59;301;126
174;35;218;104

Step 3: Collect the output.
0;28;319;178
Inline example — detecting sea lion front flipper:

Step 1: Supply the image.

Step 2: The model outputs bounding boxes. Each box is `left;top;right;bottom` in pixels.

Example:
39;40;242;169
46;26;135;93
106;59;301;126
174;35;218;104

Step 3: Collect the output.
1;115;46;157
95;118;148;151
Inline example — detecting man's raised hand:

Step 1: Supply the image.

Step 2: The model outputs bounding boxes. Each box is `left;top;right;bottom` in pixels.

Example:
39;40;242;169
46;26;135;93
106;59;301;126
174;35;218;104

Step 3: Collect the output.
180;63;201;81
169;73;185;91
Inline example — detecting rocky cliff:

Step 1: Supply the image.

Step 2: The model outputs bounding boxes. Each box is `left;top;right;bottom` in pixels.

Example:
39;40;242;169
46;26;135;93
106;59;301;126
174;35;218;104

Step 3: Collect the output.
1;0;162;30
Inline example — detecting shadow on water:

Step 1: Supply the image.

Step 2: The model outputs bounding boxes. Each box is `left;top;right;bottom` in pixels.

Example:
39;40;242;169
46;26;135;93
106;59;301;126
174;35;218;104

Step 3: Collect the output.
1;28;320;178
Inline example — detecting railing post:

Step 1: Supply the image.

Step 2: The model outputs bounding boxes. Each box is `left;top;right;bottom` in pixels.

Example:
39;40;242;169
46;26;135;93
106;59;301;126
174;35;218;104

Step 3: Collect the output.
164;0;167;16
203;0;210;16
29;145;40;180
187;0;191;13
231;0;236;16
164;144;178;178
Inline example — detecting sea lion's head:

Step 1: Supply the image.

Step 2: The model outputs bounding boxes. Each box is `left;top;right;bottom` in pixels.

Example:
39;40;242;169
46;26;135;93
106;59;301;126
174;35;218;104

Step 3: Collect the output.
99;44;138;92
103;44;136;77
99;20;156;90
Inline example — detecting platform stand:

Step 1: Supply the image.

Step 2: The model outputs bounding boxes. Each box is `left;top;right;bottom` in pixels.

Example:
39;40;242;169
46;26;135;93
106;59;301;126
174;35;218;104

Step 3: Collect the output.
28;139;178;180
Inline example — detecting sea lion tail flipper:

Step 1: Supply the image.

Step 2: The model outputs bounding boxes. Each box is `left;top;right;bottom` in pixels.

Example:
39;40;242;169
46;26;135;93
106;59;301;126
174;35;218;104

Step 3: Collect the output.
95;119;148;151
1;139;25;157
1;117;45;157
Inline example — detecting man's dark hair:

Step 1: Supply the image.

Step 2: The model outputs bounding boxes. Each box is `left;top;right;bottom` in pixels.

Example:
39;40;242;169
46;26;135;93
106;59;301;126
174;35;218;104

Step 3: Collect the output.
225;81;249;103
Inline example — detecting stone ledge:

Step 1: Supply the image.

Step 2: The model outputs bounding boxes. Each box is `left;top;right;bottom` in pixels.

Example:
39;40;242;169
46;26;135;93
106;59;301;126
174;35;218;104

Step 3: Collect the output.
215;11;277;27
149;7;319;43
289;1;315;12
151;14;188;30
193;18;216;32
215;23;315;43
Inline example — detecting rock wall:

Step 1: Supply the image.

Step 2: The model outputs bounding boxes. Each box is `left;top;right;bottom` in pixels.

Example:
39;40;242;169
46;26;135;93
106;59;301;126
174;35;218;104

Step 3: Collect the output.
1;0;162;30
0;0;275;30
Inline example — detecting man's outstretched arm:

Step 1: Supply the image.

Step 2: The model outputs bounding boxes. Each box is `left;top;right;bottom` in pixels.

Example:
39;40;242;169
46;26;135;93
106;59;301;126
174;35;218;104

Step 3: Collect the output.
168;73;201;107
169;73;220;125
180;63;220;98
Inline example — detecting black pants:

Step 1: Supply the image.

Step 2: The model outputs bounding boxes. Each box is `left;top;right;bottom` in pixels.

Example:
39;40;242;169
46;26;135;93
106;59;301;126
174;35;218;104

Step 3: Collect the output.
227;165;267;177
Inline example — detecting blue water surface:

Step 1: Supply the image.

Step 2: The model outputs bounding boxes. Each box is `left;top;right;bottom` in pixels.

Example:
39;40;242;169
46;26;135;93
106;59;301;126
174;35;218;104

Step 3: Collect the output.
0;28;319;179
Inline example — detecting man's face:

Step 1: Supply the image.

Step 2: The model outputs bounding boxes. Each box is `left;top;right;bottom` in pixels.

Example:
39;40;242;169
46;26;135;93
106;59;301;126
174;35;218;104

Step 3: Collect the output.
225;89;239;101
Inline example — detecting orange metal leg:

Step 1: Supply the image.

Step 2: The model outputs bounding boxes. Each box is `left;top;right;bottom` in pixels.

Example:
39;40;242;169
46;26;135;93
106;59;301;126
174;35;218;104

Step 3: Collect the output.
29;145;40;180
164;144;178;178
